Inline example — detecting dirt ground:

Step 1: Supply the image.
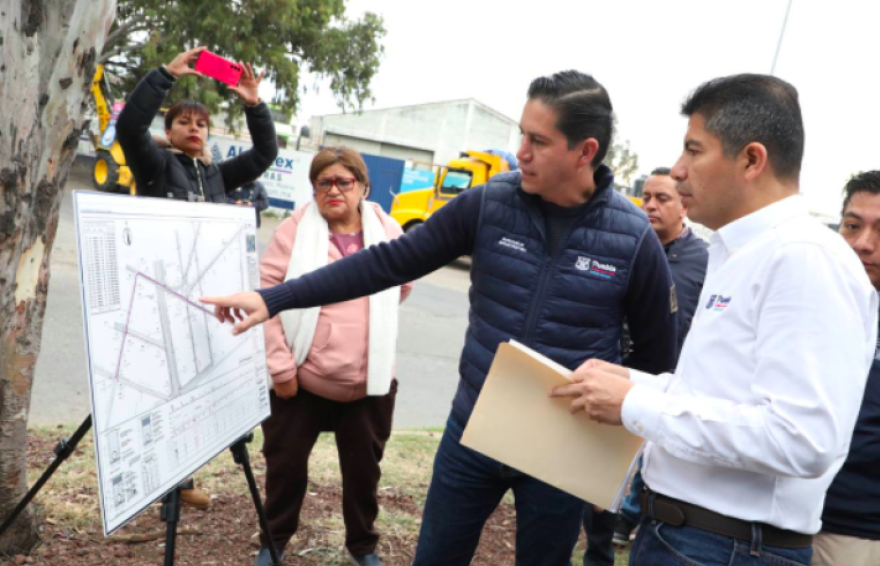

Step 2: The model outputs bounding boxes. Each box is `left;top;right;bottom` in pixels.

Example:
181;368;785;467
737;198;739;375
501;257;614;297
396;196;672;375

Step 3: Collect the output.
1;430;626;566
10;485;517;565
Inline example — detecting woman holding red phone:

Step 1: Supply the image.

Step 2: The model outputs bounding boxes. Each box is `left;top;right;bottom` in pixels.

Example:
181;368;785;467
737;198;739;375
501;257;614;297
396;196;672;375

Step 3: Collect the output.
117;46;278;204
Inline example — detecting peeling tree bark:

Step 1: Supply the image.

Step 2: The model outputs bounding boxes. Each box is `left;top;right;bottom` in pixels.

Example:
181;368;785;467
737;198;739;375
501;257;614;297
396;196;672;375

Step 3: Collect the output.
0;0;116;553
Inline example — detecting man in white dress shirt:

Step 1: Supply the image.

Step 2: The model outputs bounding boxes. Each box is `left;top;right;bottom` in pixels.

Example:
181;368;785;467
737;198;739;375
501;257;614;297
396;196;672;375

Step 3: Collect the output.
552;74;878;566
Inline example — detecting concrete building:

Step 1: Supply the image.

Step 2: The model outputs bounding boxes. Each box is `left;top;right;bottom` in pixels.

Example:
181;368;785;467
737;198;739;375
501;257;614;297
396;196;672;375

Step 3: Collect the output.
308;99;520;165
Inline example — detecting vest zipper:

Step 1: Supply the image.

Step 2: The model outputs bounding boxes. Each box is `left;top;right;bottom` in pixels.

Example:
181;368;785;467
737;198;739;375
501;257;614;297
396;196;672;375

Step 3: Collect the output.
521;256;553;346
193;156;205;201
520;194;605;346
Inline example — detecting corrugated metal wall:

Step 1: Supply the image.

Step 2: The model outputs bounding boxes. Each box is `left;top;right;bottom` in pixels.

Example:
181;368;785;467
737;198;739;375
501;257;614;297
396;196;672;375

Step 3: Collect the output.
361;153;405;213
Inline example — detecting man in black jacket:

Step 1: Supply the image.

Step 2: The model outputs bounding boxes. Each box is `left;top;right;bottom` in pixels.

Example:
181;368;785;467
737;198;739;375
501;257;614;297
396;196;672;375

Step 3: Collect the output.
641;167;709;354
813;171;880;566
228;180;270;228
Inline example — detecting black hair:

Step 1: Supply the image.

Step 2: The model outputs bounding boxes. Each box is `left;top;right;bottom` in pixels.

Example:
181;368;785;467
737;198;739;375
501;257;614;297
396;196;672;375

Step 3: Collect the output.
841;171;880;215
527;70;613;167
164;100;211;130
650;167;671;176
681;74;804;181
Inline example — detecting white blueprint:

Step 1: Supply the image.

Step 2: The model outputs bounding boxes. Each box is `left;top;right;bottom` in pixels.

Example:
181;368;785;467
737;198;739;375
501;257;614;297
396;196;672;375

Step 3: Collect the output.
73;191;270;535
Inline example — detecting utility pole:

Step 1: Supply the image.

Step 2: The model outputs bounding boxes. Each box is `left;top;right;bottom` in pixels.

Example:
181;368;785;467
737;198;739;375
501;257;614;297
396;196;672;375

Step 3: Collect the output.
771;0;795;75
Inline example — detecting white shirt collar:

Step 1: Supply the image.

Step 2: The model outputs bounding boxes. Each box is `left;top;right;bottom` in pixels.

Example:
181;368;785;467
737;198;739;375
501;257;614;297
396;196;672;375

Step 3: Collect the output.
711;194;807;253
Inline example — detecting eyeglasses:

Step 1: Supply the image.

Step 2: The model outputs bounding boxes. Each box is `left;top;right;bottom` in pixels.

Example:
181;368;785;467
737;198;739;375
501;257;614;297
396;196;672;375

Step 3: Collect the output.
314;176;358;192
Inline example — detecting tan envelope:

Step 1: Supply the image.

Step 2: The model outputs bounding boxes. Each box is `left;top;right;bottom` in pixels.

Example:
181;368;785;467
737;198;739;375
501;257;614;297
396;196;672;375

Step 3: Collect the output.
461;341;643;510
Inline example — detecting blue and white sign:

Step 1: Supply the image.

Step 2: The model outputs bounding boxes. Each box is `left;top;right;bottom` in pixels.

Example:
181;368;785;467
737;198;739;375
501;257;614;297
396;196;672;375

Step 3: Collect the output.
209;137;315;210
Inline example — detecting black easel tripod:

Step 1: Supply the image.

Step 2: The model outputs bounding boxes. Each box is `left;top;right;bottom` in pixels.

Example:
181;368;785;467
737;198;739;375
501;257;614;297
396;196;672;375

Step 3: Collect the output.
0;416;281;566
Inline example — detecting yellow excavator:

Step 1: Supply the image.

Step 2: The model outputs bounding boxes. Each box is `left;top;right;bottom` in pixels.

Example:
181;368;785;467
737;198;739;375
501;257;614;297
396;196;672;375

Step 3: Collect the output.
89;64;135;194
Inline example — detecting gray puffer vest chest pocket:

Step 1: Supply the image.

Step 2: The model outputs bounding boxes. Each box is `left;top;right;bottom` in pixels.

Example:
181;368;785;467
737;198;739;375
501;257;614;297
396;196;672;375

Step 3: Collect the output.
453;170;652;422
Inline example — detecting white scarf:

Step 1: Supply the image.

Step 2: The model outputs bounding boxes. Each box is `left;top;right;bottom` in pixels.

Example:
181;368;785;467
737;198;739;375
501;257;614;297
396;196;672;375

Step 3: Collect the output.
279;200;400;396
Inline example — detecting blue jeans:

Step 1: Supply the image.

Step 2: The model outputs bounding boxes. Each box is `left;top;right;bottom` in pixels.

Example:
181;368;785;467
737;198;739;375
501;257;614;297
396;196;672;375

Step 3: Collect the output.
412;412;586;566
619;460;645;527
629;517;812;566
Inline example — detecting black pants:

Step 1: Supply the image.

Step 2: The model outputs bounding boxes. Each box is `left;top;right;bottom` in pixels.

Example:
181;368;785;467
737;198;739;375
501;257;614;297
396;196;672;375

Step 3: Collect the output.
582;507;616;566
260;381;397;554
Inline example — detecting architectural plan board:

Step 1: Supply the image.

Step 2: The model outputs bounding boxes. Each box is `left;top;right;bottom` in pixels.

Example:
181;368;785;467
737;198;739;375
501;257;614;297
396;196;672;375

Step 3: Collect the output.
73;191;271;535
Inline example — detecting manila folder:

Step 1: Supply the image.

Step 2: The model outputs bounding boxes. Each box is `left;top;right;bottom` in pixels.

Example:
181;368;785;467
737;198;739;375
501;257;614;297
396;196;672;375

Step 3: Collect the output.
460;341;643;509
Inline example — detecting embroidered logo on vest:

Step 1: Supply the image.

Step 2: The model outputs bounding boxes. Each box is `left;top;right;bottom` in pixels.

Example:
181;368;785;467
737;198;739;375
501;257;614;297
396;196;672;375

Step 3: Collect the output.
498;237;526;252
576;256;617;279
591;260;617;277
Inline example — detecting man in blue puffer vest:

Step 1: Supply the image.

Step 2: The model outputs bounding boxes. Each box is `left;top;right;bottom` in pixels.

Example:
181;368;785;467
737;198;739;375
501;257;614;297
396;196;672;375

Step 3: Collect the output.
202;71;678;566
813;171;880;566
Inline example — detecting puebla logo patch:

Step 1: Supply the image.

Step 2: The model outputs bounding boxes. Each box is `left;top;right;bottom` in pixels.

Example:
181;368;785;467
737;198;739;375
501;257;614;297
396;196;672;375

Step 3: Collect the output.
576;256;617;279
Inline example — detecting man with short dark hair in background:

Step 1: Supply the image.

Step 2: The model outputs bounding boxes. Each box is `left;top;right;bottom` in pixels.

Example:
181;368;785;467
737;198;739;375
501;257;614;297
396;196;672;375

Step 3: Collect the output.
228;179;270;228
813;170;880;566
202;70;678;566
553;74;877;566
640;167;708;355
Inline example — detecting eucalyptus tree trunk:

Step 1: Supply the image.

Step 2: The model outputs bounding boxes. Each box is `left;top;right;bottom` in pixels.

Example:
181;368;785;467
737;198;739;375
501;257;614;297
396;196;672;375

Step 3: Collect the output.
0;0;116;552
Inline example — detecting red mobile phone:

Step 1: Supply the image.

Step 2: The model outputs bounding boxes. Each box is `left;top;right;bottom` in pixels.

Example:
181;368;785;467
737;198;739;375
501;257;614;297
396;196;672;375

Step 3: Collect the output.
194;51;243;87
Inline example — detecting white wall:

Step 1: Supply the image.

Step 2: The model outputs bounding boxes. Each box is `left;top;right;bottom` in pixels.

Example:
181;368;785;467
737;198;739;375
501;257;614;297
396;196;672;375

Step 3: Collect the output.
311;100;520;165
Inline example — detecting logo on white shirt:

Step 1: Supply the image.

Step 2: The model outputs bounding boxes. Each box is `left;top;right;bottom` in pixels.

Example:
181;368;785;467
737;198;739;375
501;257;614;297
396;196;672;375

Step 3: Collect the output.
498;237;526;252
705;294;732;311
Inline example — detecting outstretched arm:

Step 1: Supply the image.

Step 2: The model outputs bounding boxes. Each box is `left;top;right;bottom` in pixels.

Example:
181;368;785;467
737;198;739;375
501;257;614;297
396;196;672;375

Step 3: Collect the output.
202;186;486;334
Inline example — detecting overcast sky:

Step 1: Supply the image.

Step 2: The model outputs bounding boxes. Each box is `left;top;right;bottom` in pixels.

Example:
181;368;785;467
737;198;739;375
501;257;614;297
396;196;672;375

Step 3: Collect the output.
292;0;879;217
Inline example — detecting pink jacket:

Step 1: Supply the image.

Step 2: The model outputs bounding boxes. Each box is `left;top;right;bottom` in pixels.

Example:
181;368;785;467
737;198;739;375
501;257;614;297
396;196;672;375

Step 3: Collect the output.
260;202;413;402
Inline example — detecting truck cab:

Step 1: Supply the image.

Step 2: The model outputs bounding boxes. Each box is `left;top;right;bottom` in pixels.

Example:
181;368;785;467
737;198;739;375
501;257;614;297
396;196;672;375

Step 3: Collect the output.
391;150;511;232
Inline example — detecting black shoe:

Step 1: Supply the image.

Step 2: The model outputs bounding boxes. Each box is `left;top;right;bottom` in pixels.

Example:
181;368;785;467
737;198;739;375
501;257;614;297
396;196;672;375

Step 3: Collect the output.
254;547;284;566
347;551;384;566
612;516;634;546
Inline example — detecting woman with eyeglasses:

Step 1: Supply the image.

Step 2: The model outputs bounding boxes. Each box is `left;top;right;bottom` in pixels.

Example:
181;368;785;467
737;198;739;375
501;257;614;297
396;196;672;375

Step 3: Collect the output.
254;147;412;566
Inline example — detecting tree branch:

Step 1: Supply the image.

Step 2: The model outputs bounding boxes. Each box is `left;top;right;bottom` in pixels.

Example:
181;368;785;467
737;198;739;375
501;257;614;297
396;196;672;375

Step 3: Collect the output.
99;41;146;64
106;19;144;44
103;17;153;52
102;61;140;73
